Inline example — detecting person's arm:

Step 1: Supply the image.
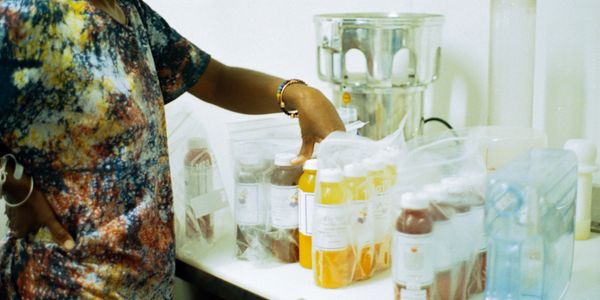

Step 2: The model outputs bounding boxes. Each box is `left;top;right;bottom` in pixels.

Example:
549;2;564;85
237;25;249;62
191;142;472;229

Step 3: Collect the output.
187;59;345;163
0;150;74;250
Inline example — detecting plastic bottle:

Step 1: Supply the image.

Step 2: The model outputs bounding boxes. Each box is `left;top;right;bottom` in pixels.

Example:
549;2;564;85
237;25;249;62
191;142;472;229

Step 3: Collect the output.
442;177;473;300
365;157;391;272
394;192;434;300
299;159;318;269
337;91;359;135
235;154;267;260
269;153;303;263
314;168;355;288
463;175;487;296
423;184;456;300
382;148;401;187
564;139;598;240
344;163;375;281
184;137;214;242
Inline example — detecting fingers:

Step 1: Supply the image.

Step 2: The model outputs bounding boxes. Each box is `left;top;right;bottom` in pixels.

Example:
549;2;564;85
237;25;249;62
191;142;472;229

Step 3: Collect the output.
45;216;75;251
292;136;316;166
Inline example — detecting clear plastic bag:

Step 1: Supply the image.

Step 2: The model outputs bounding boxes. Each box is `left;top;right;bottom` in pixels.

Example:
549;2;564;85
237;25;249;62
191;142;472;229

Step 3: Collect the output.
311;128;406;288
166;106;231;260
392;131;487;300
228;118;303;263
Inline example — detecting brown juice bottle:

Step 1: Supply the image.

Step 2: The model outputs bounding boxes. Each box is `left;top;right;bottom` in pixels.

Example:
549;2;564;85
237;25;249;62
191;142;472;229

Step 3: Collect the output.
184;137;214;242
424;185;456;300
235;154;267;259
269;153;303;263
394;192;434;300
442;178;472;300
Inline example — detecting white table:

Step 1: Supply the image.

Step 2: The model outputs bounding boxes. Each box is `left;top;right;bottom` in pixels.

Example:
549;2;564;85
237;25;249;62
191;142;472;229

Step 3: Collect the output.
177;233;600;300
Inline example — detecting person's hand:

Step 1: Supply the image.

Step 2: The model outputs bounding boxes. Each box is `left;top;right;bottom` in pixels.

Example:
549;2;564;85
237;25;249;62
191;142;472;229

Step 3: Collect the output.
3;166;75;251
285;85;345;165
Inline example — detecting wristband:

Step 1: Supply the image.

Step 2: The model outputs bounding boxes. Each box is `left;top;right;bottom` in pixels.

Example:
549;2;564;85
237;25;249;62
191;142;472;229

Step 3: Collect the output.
276;79;306;119
1;154;32;208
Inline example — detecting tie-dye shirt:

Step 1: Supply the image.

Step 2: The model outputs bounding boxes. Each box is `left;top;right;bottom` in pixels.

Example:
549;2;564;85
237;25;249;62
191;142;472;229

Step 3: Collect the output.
0;0;210;298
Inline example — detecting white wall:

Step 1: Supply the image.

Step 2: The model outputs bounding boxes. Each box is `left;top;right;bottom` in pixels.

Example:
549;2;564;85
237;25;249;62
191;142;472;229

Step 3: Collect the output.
145;0;600;181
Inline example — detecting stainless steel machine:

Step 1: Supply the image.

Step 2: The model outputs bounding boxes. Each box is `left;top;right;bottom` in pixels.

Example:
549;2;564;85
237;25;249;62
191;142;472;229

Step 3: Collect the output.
315;13;444;140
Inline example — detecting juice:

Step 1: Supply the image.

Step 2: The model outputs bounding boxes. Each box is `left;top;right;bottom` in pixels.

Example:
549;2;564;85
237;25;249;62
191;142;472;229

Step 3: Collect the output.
314;168;355;288
364;157;391;272
442;178;473;300
394;192;434;300
235;154;267;260
299;159;317;269
424;184;456;300
184;137;214;243
269;153;303;263
344;164;375;281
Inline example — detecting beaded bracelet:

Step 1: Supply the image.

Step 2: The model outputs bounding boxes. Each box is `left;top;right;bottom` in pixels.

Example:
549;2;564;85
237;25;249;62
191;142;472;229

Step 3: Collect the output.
276;79;307;118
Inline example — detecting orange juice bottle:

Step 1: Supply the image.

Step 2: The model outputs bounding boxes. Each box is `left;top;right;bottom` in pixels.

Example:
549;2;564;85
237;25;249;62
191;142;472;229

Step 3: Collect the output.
314;168;355;288
344;163;375;281
299;159;317;269
364;157;391;272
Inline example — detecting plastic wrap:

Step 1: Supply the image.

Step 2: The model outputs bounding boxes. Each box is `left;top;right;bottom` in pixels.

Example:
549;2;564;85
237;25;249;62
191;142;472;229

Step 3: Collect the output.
166;107;231;260
229;118;302;263
392;132;487;300
312;128;405;288
485;149;576;299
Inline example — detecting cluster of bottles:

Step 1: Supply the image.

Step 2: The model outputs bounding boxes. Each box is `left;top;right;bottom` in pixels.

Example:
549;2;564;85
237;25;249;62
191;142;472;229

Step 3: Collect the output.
235;152;303;262
308;149;400;288
393;176;486;300
184;137;215;246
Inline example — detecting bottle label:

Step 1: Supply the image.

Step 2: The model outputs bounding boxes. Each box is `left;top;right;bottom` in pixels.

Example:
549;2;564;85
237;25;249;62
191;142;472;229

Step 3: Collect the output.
399;288;428;300
374;193;390;239
270;185;299;229
433;221;454;271
314;204;349;251
184;165;213;199
471;206;487;252
299;190;315;236
393;232;434;286
351;200;374;247
235;183;261;226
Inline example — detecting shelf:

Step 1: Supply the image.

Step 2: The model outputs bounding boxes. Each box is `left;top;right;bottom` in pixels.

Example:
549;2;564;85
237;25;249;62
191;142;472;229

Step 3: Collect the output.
176;233;600;300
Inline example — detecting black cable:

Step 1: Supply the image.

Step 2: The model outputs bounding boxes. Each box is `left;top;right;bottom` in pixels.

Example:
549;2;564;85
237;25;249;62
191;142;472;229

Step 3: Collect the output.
424;117;453;130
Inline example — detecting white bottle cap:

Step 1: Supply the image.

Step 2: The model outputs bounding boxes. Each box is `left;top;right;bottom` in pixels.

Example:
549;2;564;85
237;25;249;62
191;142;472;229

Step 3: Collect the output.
344;163;367;178
188;137;208;150
564;139;599;174
401;192;429;210
303;159;318;171
239;154;263;166
423;184;447;202
320;168;343;183
274;153;296;167
381;148;402;165
363;157;385;171
442;177;466;194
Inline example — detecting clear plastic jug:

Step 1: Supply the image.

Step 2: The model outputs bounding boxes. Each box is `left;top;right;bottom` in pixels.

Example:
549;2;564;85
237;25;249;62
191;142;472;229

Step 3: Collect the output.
485;149;577;300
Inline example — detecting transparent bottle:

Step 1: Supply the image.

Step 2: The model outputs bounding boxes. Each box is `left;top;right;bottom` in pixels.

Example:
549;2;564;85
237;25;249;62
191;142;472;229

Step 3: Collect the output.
269;153;303;263
299;159;317;269
394;192;434;300
184;137;214;243
314;168;355;288
344;163;375;281
364;157;391;272
235;154;267;260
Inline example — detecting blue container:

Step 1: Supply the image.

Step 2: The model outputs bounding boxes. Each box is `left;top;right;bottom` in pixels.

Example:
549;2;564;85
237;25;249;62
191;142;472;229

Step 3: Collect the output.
485;149;577;300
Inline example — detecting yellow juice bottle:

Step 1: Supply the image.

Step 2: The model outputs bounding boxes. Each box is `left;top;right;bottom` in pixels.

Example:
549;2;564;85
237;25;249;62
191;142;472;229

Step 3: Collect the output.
298;159;317;269
344;163;375;281
364;157;391;272
314;168;355;288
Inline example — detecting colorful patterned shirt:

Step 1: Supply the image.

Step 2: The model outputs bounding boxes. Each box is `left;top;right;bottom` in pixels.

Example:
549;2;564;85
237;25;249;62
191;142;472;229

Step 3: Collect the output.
0;0;210;298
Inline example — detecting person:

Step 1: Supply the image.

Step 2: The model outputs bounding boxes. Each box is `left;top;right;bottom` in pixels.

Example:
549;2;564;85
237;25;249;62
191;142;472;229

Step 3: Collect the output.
0;0;344;298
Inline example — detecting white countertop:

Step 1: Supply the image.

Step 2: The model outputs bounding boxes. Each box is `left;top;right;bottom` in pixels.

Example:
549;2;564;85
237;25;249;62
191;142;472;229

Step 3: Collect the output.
177;233;600;300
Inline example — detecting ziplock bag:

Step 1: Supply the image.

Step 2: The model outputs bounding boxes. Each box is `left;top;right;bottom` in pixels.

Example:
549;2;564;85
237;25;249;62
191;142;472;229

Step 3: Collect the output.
166;105;231;260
